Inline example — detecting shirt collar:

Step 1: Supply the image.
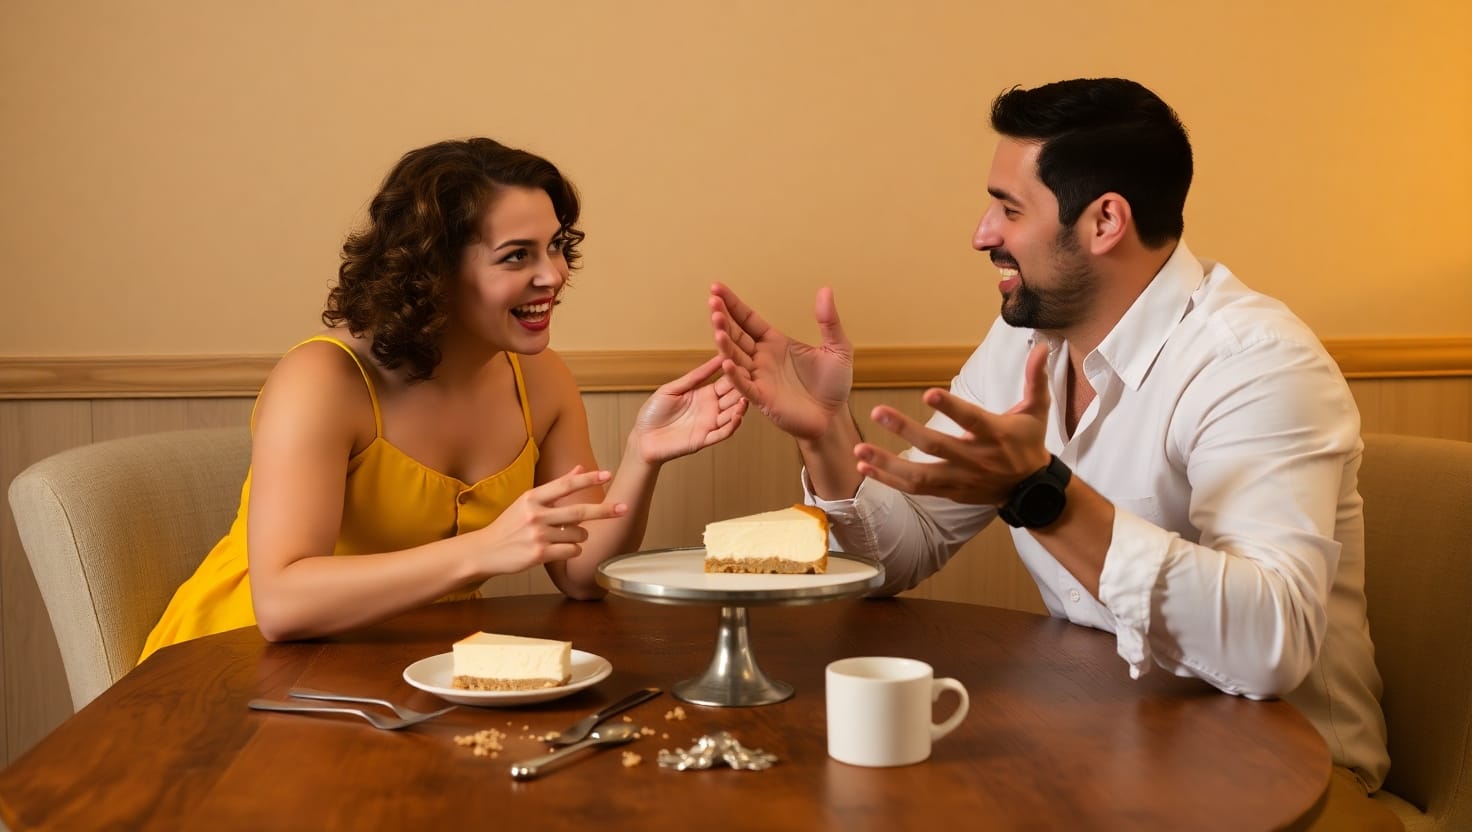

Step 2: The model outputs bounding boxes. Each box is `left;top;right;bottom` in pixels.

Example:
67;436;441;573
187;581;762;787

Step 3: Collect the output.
1082;239;1205;390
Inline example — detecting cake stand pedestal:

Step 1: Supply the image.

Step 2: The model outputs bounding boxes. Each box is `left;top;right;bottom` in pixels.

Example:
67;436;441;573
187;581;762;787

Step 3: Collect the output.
596;547;883;707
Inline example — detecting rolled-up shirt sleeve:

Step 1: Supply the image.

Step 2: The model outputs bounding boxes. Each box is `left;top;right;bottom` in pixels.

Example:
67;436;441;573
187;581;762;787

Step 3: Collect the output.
1095;507;1173;679
1096;339;1357;698
805;470;994;596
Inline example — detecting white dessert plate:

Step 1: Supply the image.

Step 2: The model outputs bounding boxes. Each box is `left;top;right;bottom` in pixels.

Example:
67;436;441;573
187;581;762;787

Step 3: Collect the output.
402;650;612;707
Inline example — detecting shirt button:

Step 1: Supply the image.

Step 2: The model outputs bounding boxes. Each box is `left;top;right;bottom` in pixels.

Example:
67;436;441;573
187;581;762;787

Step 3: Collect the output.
1068;589;1081;603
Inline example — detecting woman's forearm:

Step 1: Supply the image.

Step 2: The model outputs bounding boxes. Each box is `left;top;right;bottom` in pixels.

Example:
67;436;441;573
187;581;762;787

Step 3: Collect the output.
250;534;489;641
556;438;664;595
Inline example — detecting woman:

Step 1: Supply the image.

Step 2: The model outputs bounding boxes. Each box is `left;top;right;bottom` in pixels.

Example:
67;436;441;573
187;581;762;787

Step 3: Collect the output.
140;138;746;661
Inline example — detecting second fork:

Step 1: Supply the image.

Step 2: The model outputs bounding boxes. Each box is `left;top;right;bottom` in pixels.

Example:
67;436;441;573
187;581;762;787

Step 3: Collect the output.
288;687;453;721
249;699;455;730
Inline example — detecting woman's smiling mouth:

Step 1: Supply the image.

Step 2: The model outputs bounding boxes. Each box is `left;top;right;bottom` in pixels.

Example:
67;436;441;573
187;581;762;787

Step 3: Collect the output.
512;298;556;331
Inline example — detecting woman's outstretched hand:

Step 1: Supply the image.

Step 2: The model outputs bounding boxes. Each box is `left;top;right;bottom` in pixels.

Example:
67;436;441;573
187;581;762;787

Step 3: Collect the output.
474;466;627;573
631;354;748;464
708;282;853;441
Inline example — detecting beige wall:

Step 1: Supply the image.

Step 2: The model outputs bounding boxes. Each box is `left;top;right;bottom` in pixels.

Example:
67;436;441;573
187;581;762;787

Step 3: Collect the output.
1;1;1469;358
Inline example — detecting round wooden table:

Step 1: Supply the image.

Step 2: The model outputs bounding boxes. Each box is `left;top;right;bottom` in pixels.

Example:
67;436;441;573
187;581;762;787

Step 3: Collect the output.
0;596;1330;830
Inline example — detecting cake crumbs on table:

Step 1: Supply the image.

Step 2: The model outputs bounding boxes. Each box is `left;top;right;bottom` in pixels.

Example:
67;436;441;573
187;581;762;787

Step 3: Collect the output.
621;751;642;768
454;728;507;758
664;706;687;721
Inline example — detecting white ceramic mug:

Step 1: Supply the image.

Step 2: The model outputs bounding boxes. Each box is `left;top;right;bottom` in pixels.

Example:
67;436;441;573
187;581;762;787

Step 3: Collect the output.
825;656;970;767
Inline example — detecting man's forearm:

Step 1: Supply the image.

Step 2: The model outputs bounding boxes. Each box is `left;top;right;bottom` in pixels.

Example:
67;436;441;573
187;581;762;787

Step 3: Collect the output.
797;410;866;501
1031;476;1114;598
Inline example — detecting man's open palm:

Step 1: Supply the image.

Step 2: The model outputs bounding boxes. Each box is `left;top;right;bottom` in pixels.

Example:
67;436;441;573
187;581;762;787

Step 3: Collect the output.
709;283;853;440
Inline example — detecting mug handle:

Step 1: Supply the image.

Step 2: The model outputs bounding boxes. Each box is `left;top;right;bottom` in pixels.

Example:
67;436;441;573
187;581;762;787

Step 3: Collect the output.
929;677;969;741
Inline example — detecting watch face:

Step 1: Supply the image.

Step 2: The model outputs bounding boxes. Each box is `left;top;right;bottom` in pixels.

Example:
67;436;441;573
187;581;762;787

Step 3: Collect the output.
1001;455;1071;529
1021;482;1067;527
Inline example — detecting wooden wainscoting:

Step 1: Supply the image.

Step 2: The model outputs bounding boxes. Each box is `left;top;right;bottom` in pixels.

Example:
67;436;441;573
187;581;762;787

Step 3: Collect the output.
2;340;1469;764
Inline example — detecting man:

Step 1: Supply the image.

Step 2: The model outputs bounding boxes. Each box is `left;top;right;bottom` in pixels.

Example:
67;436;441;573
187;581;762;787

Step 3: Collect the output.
709;78;1396;829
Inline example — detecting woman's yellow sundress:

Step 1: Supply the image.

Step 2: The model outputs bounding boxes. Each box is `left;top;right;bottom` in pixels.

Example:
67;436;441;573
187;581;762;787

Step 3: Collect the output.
138;336;539;663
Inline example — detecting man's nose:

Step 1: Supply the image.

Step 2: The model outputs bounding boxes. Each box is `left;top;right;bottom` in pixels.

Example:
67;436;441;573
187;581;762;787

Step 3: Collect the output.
972;212;1001;251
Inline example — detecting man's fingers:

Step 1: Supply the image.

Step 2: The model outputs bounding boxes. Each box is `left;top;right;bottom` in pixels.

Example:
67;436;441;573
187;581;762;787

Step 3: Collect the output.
870;403;982;462
853;443;939;495
709;301;761;359
719;358;764;403
855;457;918;495
1008;342;1052;418
814;287;851;350
710;282;772;341
731;322;758;357
712;327;756;372
922;388;1001;440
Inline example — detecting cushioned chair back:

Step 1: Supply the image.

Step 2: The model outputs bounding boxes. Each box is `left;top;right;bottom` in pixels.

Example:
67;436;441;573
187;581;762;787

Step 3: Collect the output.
1360;433;1472;832
8;428;251;711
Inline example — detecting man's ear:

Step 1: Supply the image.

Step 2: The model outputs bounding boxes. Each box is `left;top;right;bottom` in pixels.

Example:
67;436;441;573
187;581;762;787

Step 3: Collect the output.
1083;192;1132;256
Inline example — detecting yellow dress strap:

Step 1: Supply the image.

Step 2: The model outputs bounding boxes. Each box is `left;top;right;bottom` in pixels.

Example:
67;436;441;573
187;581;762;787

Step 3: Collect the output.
293;335;384;437
506;353;534;440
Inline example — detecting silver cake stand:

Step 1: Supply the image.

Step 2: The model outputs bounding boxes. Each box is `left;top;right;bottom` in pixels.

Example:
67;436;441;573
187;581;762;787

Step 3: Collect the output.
596;547;883;707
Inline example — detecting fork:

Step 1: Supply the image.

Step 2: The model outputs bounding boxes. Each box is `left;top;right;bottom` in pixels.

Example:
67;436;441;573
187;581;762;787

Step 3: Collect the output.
248;698;457;731
288;687;454;721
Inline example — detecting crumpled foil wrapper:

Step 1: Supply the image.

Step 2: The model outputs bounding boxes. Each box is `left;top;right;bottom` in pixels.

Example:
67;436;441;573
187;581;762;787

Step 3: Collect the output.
657;731;778;771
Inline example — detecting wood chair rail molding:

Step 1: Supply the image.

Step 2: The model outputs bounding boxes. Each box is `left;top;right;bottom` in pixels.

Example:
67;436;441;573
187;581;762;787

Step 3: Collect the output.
1;338;1469;400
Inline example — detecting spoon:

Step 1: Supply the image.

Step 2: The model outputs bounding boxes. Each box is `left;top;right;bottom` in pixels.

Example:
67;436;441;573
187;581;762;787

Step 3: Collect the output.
509;723;641;780
546;687;661;746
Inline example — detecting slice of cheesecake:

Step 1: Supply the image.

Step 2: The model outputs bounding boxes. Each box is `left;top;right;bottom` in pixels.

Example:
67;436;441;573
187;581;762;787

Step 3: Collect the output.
450;632;572;691
703;504;830;574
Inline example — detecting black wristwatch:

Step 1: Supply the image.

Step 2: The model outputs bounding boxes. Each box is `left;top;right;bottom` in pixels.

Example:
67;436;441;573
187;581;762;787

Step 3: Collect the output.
998;454;1072;529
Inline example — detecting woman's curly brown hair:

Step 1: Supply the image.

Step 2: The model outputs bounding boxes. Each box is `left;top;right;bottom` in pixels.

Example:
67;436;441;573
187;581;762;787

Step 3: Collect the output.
322;138;585;381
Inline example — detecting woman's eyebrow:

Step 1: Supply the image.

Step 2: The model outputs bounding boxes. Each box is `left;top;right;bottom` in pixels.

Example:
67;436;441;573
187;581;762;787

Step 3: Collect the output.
492;238;538;251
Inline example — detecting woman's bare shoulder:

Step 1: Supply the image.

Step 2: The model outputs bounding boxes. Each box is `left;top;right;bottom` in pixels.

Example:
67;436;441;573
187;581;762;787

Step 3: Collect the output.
515;349;583;434
270;333;370;389
517;348;578;393
255;331;377;441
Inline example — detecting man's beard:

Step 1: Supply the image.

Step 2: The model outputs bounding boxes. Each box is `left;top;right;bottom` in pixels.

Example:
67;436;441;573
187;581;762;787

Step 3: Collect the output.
999;228;1097;330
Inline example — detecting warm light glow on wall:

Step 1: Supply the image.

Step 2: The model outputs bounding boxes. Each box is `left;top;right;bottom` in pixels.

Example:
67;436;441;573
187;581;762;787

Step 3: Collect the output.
0;1;1467;355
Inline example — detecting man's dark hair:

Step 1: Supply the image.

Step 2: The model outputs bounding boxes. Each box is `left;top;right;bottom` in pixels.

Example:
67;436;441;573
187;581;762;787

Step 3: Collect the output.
990;78;1192;248
323;138;584;381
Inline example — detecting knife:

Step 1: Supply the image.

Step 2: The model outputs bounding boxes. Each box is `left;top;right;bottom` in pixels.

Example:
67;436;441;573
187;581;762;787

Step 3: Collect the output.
546;686;661;746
